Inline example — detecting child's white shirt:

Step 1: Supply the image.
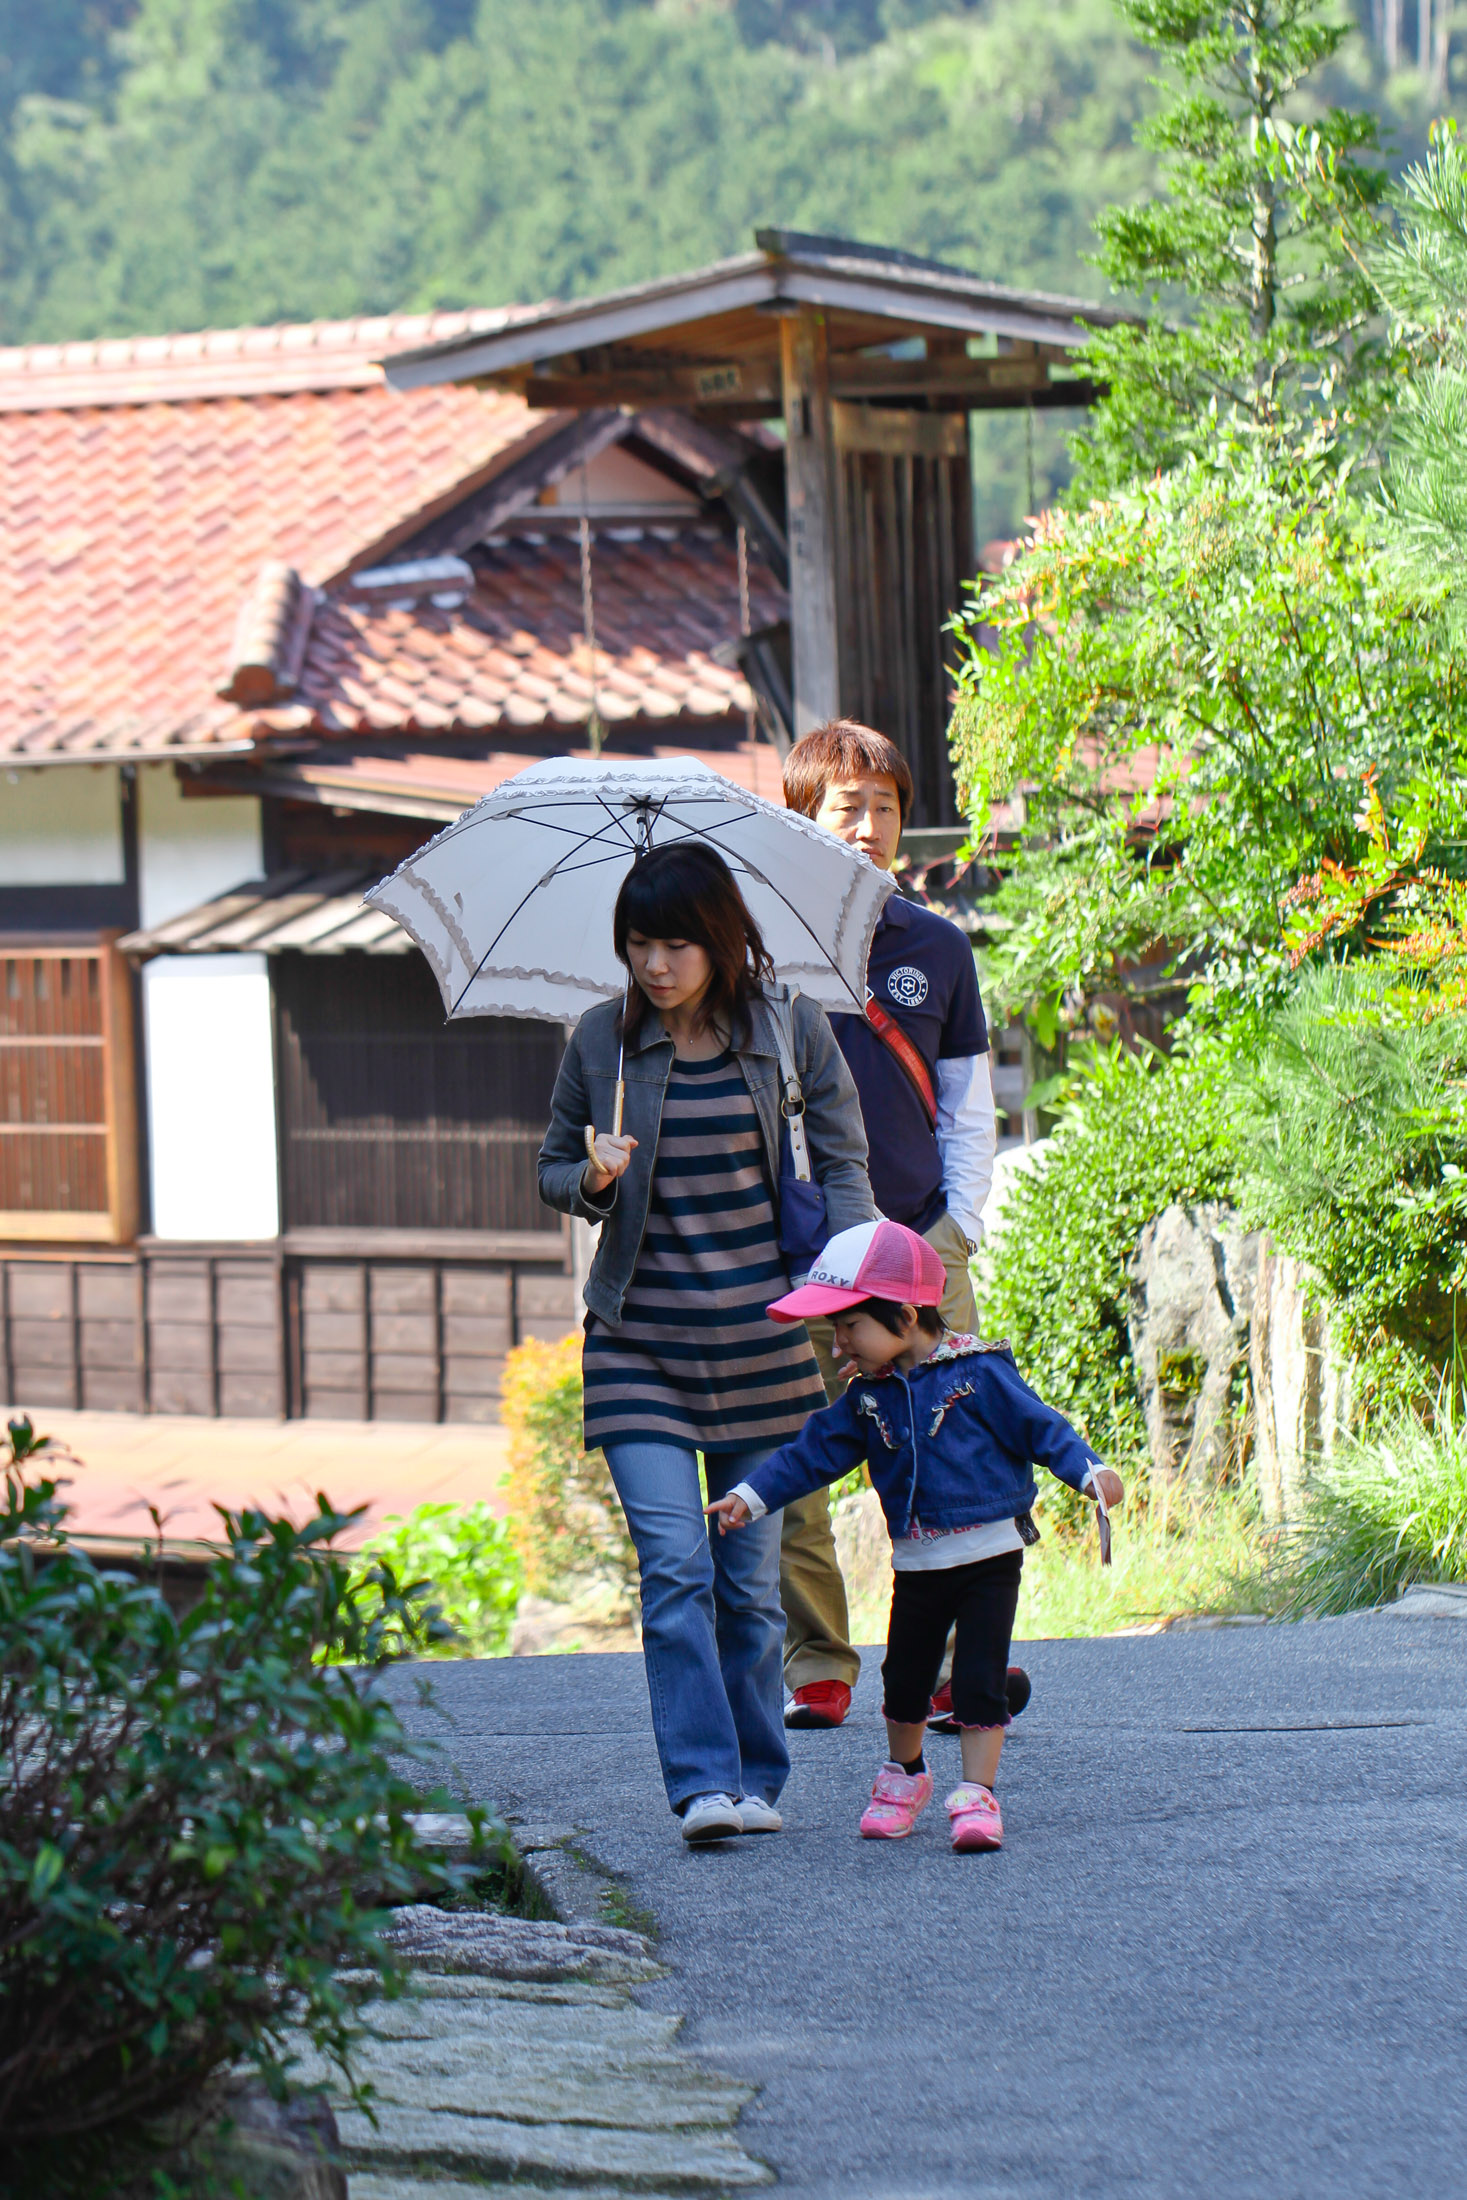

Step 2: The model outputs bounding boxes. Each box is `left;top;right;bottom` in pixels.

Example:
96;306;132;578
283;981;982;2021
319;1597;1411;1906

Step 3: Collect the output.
731;1467;1102;1567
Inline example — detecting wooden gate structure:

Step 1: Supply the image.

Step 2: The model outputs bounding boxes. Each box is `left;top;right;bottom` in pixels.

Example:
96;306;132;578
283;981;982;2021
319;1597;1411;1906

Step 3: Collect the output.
386;228;1124;825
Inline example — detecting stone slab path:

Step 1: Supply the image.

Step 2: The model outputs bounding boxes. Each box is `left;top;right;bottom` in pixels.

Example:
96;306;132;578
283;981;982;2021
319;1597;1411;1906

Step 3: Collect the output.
385;1609;1467;2200
293;1914;770;2197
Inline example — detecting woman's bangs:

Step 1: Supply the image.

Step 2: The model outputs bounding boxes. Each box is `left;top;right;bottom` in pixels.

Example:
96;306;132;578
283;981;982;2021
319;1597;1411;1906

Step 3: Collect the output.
618;861;708;946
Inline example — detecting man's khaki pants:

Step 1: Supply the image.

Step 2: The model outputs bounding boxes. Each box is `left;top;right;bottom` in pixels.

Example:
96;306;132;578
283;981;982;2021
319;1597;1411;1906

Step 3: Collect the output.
779;1210;978;1690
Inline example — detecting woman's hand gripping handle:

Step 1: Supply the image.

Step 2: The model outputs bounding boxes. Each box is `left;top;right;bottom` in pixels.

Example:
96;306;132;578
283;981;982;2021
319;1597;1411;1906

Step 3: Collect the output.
582;1125;637;1198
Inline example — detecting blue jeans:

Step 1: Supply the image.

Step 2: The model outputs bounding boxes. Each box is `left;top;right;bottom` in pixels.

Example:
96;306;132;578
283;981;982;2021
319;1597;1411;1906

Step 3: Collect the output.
604;1441;790;1815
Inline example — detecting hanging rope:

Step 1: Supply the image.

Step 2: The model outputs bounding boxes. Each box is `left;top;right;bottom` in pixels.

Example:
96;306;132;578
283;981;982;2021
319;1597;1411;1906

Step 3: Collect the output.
579;458;603;756
737;522;757;757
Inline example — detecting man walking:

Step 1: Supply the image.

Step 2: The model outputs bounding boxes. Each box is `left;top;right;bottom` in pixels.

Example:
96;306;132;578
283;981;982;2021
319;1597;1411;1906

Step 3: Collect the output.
779;719;997;1727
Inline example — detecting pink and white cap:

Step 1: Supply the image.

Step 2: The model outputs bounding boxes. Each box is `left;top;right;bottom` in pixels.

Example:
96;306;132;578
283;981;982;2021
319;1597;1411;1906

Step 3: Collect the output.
767;1218;947;1324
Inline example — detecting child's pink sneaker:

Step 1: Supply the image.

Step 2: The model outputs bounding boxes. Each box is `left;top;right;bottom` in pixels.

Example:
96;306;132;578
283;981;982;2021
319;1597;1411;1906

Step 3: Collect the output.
859;1763;934;1840
946;1783;1004;1851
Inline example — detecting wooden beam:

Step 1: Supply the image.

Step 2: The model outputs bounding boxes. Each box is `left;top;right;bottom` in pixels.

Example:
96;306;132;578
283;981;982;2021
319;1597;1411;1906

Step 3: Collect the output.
520;359;1094;413
828;354;1053;399
780;307;840;736
522;366;779;410
831;403;968;457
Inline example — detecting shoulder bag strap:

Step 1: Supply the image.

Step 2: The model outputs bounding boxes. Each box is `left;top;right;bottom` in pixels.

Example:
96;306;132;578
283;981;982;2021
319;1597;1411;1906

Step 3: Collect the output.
863;996;938;1132
765;985;813;1183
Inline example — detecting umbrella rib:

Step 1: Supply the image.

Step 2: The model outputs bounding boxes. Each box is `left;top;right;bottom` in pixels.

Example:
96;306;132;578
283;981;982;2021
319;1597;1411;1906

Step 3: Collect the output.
653;808;870;1011
446;824;642;1017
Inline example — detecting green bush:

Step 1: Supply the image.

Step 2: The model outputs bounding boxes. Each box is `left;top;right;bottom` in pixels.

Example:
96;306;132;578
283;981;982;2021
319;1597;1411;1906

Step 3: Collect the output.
354;1501;522;1658
1236;962;1467;1410
502;1335;637;1605
976;1041;1239;1493
1268;1411;1467;1615
0;1418;459;2196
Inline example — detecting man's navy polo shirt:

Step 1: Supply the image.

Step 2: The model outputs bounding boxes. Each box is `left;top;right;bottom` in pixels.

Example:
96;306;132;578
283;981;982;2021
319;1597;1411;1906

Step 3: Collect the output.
829;894;988;1233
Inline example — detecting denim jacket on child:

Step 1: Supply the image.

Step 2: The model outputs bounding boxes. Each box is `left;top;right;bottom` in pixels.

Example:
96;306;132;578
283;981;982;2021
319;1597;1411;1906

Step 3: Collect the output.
739;1336;1100;1537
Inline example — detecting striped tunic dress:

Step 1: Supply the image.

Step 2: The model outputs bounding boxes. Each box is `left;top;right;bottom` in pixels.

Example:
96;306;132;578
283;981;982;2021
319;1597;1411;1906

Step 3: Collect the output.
582;1050;827;1454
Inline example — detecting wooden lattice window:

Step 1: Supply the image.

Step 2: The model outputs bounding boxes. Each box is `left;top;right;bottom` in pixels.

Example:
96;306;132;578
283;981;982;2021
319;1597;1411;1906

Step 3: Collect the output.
0;942;139;1243
274;953;562;1236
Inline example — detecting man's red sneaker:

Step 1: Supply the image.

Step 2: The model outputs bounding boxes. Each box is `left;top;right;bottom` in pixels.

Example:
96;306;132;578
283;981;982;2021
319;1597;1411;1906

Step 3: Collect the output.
929;1668;1032;1733
784;1680;852;1729
928;1681;959;1734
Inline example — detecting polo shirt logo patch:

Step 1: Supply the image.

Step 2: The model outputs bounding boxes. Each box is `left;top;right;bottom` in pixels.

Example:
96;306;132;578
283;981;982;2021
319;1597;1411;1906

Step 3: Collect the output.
887;965;929;1008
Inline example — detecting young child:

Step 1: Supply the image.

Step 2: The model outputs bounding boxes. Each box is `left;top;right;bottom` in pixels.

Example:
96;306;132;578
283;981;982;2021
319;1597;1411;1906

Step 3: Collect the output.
706;1218;1124;1853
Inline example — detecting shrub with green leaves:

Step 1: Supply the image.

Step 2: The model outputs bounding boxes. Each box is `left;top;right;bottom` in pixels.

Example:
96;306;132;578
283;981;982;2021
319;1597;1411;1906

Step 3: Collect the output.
354;1500;522;1657
502;1335;637;1605
1269;1411;1467;1615
0;1419;458;2196
976;1041;1239;1490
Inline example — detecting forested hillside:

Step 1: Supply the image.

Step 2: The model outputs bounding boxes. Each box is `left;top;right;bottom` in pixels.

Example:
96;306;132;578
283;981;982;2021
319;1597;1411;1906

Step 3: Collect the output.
0;1;1453;535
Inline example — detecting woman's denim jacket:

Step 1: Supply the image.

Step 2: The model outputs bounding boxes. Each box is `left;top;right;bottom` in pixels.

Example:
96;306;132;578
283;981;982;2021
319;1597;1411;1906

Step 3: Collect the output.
738;1338;1101;1535
538;988;874;1329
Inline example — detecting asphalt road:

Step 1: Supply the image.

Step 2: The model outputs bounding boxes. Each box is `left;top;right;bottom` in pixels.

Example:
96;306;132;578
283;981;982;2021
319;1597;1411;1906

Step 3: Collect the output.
387;1615;1467;2200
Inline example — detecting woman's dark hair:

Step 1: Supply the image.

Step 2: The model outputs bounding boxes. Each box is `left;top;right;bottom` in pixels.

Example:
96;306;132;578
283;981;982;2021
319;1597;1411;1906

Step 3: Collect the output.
613;841;774;1042
855;1296;946;1340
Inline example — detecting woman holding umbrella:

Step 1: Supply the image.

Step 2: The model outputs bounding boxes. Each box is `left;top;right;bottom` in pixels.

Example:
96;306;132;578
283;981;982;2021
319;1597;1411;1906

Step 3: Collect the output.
538;841;874;1844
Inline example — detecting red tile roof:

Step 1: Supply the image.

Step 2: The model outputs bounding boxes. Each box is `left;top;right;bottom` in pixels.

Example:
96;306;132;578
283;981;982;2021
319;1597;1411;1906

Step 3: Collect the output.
190;726;794;827
255;526;785;742
0;308;531;409
0;314;549;760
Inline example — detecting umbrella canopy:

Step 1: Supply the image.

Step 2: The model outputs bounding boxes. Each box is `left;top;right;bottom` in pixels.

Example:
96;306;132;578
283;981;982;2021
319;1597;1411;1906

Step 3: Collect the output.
365;756;896;1023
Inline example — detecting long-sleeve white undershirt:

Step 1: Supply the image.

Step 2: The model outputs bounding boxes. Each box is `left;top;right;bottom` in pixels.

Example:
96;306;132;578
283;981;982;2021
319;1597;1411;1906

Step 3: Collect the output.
935;1052;997;1246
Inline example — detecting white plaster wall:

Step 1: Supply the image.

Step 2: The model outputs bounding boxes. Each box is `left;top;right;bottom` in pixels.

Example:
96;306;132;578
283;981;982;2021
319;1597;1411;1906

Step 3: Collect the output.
136;763;262;929
144;956;279;1240
542;443;699;512
0;765;124;882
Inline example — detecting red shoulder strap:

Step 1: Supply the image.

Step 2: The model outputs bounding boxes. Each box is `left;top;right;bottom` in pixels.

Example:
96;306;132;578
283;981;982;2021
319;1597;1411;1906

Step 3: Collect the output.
863;997;938;1130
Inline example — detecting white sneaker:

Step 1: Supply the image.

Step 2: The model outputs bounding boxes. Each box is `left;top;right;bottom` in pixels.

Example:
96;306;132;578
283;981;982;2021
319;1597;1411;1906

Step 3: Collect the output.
735;1795;783;1834
680;1792;744;1844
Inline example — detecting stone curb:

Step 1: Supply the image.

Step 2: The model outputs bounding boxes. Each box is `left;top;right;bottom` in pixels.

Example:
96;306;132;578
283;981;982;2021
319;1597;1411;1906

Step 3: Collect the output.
405;1810;646;1935
382;1905;660;1985
1380;1582;1467;1619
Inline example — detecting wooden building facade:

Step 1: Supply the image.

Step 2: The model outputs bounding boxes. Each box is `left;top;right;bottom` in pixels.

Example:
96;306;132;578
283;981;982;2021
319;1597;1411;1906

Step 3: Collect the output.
0;236;1110;1424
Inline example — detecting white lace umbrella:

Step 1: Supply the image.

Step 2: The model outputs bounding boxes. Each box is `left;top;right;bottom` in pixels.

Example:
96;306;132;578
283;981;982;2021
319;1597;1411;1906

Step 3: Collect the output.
366;756;895;1032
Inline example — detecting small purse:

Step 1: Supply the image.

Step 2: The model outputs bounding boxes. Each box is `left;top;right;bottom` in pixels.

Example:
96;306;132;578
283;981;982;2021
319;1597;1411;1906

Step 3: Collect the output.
765;986;829;1276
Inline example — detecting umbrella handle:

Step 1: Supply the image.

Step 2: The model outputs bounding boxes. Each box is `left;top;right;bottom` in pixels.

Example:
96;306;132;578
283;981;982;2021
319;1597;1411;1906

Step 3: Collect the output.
583;1084;627;1166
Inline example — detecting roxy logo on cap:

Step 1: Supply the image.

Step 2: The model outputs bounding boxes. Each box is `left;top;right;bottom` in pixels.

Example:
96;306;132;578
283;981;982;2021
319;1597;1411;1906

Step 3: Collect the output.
764;1217;947;1325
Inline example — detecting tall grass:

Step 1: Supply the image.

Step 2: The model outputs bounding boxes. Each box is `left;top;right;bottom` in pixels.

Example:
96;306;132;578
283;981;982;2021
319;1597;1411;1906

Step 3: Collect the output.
1268;1413;1467;1616
1016;1487;1264;1637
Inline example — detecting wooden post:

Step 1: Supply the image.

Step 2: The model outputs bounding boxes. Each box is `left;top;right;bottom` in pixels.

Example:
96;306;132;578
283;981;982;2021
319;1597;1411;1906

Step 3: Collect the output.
780;306;840;738
102;938;140;1244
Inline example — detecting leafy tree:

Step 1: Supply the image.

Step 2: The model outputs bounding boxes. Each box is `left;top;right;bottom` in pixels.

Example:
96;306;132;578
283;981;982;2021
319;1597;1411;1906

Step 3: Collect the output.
948;431;1467;1026
0;0;1159;348
1370;124;1467;628
1074;0;1390;496
0;2;135;119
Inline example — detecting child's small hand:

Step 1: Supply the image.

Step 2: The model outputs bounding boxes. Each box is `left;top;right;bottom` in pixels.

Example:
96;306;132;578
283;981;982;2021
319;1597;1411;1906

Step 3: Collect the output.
705;1494;751;1535
1088;1466;1124;1510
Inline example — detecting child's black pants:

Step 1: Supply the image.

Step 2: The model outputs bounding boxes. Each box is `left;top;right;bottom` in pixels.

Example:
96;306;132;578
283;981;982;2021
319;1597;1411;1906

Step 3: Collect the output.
881;1549;1024;1729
